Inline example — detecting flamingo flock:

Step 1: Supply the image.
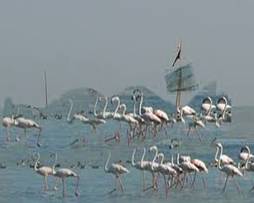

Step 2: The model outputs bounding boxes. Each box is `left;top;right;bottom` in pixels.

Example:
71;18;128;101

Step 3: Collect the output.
0;89;237;199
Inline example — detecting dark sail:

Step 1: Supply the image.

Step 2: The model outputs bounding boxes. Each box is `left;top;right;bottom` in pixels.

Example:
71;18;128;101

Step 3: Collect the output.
165;63;198;93
165;63;198;109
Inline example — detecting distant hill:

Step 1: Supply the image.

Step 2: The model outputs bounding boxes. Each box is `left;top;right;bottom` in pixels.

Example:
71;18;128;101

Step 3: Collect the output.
45;88;104;116
44;86;175;116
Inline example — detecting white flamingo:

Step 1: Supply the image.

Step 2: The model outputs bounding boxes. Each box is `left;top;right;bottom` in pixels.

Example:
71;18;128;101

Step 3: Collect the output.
214;142;235;166
34;152;57;191
177;153;199;188
2;115;18;141
94;96;113;119
53;167;80;197
239;145;254;162
131;148;150;190
156;153;177;197
144;145;160;191
217;144;243;193
67;99;106;132
217;97;232;124
15;117;42;147
104;152;129;192
190;158;208;188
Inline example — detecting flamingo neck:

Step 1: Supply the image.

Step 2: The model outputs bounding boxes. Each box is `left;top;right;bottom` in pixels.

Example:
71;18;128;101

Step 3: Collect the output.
138;94;143;115
218;145;223;169
152;148;158;164
67;100;73;122
245;147;251;169
122;104;126;115
215;146;219;162
171;154;174;165
52;153;58;171
34;153;40;171
75;176;80;196
113;98;120;117
133;97;136;116
140;148;146;168
104;152;111;172
159;153;164;165
93;97;99;117
177;153;180;165
131;148;136;167
102;97;108;117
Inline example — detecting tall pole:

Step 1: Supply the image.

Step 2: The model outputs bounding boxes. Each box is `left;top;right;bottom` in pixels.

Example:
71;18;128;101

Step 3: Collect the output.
44;71;48;108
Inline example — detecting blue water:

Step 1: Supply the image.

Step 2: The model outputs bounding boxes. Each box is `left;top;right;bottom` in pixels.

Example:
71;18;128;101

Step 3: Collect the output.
1;106;254;203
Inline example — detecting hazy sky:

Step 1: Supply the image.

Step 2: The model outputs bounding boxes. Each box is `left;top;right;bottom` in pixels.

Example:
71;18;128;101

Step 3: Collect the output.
0;0;253;107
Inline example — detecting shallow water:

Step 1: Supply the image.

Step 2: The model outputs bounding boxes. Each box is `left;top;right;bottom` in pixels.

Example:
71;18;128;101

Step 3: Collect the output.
1;107;254;203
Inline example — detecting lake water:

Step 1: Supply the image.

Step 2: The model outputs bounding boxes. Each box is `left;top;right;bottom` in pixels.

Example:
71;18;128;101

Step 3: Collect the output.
1;106;254;203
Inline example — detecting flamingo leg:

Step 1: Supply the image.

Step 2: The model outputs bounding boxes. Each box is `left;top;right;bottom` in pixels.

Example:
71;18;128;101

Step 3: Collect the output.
142;171;146;191
6;127;11;142
233;179;241;194
186;126;191;136
191;172;197;189
163;175;168;198
222;175;229;193
202;176;207;189
62;178;66;197
44;176;48;191
118;176;124;192
195;128;202;143
53;178;59;191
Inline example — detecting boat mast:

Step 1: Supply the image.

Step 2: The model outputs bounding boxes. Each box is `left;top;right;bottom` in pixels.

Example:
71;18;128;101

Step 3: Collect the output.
176;68;182;109
44;71;48;108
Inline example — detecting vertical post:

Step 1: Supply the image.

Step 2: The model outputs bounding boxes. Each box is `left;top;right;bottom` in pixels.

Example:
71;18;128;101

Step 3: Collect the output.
176;67;182;110
44;71;48;108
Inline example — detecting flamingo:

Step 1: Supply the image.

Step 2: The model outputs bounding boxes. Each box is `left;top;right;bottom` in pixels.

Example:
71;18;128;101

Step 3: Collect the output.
104;152;129;193
34;152;57;191
94;96;113;119
15;117;42;147
53;167;80;197
111;96;123;121
156;153;177;197
241;146;254;191
216;144;243;193
186;116;205;141
120;104;139;141
2;115;18;141
201;97;219;126
177;153;199;188
239;145;254;163
214;143;235;166
201;97;216;115
144;145;160;191
131;148;150;190
176;105;196;123
190;158;208;188
217;97;232;124
67;99;106;132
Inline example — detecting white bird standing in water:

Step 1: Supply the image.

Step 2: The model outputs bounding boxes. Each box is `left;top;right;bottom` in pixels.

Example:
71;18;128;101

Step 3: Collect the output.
34;152;57;191
15;117;42;147
53;168;80;197
214;143;235;166
216;144;243;193
2;115;18;141
67;99;106;132
104;152;129;193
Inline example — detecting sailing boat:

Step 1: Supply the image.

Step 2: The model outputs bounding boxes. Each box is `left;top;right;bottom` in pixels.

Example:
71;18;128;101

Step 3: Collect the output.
165;41;198;121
